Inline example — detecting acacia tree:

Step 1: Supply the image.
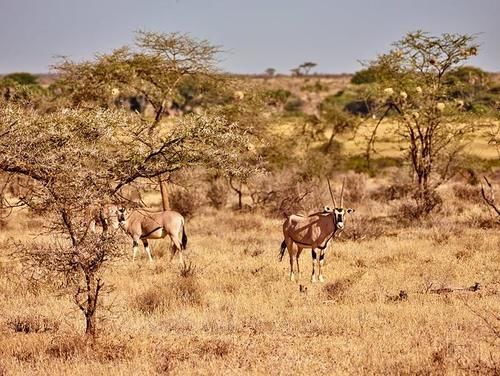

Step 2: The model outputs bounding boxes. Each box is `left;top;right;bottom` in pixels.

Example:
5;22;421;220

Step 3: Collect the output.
318;96;357;152
367;31;480;214
53;31;227;210
53;31;222;123
0;104;255;336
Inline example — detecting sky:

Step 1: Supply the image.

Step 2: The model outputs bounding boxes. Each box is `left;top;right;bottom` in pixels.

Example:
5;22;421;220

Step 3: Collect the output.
0;0;499;74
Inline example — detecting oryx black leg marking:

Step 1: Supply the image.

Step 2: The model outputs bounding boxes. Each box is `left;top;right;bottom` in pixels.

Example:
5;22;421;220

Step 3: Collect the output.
142;239;153;262
132;240;139;260
311;249;318;282
318;250;326;282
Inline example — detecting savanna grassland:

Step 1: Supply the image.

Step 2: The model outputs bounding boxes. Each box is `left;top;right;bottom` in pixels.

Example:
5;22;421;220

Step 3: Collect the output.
1;31;500;375
0;179;499;375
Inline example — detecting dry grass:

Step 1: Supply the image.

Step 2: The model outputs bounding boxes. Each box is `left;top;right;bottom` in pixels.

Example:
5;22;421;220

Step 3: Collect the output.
0;184;499;375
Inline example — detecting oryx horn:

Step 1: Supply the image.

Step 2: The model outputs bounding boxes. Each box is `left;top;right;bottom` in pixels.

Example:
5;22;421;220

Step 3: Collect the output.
340;177;346;208
327;178;337;208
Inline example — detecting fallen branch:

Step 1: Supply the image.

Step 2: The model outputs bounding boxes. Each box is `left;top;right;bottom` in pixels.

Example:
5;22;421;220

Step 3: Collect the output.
427;282;481;294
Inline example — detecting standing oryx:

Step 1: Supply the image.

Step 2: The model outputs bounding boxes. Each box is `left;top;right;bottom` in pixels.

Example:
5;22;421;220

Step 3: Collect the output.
116;208;188;265
280;178;355;282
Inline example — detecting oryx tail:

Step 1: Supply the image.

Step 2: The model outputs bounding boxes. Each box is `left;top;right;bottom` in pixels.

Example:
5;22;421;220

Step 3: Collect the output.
279;240;287;261
181;223;188;250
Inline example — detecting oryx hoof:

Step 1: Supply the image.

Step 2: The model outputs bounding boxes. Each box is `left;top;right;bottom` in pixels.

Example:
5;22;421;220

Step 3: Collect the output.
311;275;317;283
319;275;325;283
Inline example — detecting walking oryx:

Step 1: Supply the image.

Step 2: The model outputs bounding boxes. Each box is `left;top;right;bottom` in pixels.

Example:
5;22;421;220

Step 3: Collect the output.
279;178;355;282
116;208;188;264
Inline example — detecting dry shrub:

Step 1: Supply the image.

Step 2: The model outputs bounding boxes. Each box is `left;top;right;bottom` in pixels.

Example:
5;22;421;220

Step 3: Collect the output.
395;192;443;222
46;334;131;362
323;272;364;302
463;211;500;229
243;247;265;257
170;188;201;219
7;314;59;334
397;200;420;222
90;335;132;362
430;227;450;245
156;338;232;374
337;215;386;241
12;347;39;363
206;178;229;209
134;275;203;313
352;258;367;268
229;214;265;232
197;339;232;359
343;172;367;203
371;182;413;202
454;248;473;261
452;183;482;204
247;171;310;217
174;275;203;306
179;261;197;278
431;343;455;372
156;353;176;374
46;335;86;360
156;346;191;374
135;285;170;314
456;354;500;375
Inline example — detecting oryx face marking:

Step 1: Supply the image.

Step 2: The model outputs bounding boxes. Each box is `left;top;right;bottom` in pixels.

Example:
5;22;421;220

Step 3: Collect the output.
334;208;355;231
334;208;345;230
117;208;126;225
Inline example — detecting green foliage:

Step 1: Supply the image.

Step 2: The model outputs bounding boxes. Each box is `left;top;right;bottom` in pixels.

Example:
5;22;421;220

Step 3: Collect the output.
266;88;291;106
283;96;304;113
301;79;328;93
342;155;403;176
265;88;303;114
444;66;499;111
2;72;38;86
351;68;377;85
265;68;276;77
325;86;377;115
52;31;223;120
446;66;488;87
318;95;357;151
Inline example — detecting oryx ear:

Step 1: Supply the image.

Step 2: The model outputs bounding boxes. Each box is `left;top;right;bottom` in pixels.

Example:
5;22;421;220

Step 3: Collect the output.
346;208;355;213
323;206;333;213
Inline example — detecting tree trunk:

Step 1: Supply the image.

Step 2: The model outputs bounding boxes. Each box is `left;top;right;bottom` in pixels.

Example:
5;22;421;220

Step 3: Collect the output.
83;273;102;337
159;175;170;211
85;311;97;337
229;176;243;210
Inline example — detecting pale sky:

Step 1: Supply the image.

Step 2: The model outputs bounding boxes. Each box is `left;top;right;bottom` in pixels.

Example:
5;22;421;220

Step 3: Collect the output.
0;0;499;74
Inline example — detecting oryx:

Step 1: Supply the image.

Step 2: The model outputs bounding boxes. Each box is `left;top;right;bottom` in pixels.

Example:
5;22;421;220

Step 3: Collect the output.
116;208;188;264
279;178;355;282
87;205;118;234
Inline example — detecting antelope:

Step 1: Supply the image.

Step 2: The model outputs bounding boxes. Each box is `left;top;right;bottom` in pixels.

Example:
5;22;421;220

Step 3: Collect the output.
87;205;118;233
115;208;188;264
279;178;355;282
